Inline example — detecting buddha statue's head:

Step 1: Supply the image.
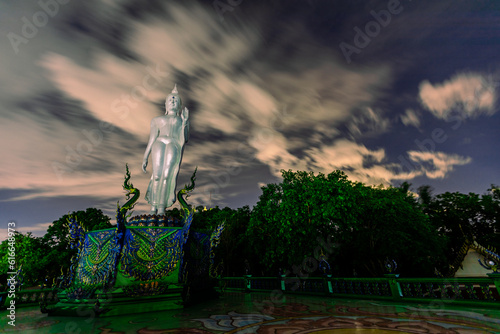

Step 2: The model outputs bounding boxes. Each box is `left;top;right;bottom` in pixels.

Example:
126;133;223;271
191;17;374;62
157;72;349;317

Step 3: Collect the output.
165;84;182;114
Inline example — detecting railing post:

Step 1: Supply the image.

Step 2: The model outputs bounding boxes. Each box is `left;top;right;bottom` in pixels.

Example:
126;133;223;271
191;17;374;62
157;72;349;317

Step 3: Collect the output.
323;275;333;295
280;274;286;291
384;274;402;300
487;273;500;296
244;275;252;292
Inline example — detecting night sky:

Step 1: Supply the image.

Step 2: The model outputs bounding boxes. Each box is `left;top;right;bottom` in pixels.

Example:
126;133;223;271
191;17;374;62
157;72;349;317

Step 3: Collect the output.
1;0;499;239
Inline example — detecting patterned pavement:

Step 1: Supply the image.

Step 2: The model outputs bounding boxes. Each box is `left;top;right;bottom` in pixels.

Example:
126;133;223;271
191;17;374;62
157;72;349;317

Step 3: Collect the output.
2;292;500;333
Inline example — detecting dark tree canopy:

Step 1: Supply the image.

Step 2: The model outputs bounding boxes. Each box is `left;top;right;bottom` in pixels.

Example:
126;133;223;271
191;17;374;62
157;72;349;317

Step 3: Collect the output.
341;183;444;277
247;170;445;277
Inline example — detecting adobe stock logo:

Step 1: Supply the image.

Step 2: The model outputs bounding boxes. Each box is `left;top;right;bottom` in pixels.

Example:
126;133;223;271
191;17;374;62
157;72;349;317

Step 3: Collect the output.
339;0;406;64
7;0;71;55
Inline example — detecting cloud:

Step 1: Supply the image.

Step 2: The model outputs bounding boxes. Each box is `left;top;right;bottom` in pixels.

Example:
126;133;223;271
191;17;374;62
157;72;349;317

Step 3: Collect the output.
305;139;395;185
248;128;306;177
400;108;421;128
0;101;150;222
419;72;497;120
348;107;391;138
407;151;472;179
303;140;472;185
191;75;279;136
14;222;52;238
306;139;384;171
40;52;164;139
0;221;53;241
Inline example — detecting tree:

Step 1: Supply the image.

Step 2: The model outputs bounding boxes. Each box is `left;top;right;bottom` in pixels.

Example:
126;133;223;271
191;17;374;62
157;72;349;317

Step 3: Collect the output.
247;170;366;275
164;207;183;221
192;206;235;231
214;206;254;276
340;184;444;277
247;170;445;277
481;185;500;246
417;185;434;211
0;232;50;289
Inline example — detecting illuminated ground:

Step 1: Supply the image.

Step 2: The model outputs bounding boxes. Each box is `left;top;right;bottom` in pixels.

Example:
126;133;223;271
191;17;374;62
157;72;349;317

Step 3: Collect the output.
2;292;500;333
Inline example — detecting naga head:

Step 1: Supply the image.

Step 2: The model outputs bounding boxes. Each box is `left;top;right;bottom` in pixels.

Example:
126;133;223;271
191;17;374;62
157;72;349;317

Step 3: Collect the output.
165;84;182;115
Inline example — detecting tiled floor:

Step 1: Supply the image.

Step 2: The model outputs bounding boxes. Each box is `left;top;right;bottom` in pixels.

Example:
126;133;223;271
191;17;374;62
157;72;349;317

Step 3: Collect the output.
3;292;500;333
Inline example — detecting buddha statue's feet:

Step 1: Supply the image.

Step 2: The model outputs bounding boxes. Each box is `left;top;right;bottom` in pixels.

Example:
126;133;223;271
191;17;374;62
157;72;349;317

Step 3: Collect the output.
149;206;157;215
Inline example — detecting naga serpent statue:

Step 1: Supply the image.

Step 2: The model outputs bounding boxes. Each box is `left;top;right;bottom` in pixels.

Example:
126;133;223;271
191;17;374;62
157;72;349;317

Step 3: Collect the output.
177;166;197;216
117;163;141;224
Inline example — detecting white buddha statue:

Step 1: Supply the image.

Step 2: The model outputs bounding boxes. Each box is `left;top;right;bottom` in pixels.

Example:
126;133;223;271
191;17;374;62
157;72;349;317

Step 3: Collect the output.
142;84;189;215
